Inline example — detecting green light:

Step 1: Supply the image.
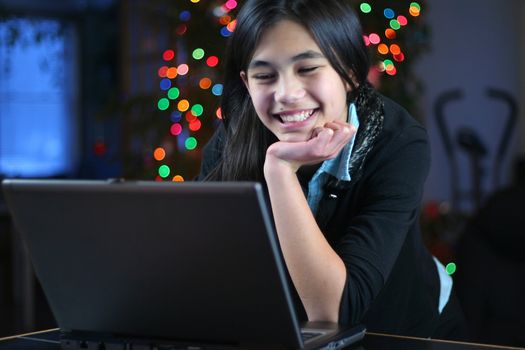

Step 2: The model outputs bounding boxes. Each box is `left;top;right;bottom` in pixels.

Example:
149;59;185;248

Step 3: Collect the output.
360;3;372;13
157;98;170;111
390;19;401;30
191;104;204;117
167;87;180;100
410;2;421;11
158;165;170;178
445;262;457;275
192;48;205;60
185;137;197;150
384;59;394;66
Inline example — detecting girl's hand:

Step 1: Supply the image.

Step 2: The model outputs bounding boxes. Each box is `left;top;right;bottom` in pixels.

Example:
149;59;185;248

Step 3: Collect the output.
264;120;356;174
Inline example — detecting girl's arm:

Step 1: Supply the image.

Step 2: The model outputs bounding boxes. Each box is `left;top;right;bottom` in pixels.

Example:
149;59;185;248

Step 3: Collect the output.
263;121;354;322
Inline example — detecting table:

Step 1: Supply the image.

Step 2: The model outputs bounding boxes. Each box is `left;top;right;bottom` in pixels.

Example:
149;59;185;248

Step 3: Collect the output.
1;329;523;350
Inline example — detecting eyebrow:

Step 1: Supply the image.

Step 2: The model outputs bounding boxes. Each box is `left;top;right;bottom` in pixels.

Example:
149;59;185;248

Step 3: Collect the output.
248;50;325;69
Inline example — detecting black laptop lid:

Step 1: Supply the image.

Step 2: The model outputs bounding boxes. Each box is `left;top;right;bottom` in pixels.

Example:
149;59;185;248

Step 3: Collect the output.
2;179;303;347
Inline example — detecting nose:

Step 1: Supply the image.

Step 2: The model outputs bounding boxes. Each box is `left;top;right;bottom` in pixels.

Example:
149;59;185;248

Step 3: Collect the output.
274;76;305;104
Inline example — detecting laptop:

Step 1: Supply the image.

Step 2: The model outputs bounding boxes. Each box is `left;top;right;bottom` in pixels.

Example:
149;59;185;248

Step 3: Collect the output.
2;178;365;350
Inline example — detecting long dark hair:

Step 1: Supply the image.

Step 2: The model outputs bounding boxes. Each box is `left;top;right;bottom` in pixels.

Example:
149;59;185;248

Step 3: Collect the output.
206;0;384;182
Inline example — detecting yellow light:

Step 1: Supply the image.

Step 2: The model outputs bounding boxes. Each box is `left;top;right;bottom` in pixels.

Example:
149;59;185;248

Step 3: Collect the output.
378;44;389;55
172;175;185;182
177;99;190;112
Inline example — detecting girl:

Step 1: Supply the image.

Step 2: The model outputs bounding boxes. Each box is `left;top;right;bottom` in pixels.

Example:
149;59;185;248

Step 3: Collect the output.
197;0;467;340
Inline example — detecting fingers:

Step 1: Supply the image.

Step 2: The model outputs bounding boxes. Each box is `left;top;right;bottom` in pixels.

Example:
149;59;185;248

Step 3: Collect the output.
266;120;357;170
312;121;355;159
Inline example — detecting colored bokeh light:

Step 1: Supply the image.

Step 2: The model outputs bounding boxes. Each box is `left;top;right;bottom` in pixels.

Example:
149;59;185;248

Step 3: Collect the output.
363;35;370;46
212;84;223;96
185;137;198;150
383;8;395;19
179;11;191;21
176;24;187;36
206;56;219;67
360;3;372;13
158;165;170;178
192;48;205;60
445;262;457;275
153;147;166;161
191;104;204;117
385;28;396;39
172;175;184;182
166;67;178;79
170;123;183;136
163;49;175;61
167;87;180;100
171;111;182;123
158;66;168;77
394;52;405;62
227;19;237;32
185;111;197;123
377;44;388;55
390;44;401;55
409;2;421;16
160;78;171;91
219;15;231;25
225;0;237;10
390;20;401;30
368;33;380;45
199;77;212;89
189;119;202;131
158;98;169;111
220;26;233;37
177;64;189;75
177;99;190;112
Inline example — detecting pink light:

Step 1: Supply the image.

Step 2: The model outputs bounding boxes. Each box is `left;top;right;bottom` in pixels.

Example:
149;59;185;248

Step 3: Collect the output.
170;123;183;136
225;0;237;10
363;35;370;46
177;64;189;75
369;33;380;45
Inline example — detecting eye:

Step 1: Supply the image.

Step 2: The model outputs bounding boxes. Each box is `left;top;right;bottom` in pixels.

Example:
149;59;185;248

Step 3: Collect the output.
298;66;319;74
250;72;276;83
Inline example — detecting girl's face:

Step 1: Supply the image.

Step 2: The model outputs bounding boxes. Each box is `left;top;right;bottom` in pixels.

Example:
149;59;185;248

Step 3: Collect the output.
241;20;351;143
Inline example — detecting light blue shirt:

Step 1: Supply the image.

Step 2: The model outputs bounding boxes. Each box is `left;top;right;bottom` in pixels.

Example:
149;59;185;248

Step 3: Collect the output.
304;102;452;314
307;103;359;214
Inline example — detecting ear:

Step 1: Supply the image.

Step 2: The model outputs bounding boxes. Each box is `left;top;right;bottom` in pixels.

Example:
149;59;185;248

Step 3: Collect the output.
240;71;249;89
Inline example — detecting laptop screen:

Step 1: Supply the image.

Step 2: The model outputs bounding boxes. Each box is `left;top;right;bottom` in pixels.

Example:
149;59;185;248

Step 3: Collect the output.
3;179;304;347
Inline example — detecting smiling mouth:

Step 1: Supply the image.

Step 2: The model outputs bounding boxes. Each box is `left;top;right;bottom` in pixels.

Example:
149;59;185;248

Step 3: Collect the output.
275;109;317;123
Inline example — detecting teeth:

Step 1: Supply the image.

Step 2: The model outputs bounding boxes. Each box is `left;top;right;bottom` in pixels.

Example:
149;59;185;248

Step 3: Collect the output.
280;110;314;123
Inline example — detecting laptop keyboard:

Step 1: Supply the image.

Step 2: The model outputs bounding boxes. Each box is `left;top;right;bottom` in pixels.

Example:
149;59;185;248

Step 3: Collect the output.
301;330;324;342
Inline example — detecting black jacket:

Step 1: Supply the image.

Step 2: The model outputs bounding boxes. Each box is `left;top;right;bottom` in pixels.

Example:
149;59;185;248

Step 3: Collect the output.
198;96;443;337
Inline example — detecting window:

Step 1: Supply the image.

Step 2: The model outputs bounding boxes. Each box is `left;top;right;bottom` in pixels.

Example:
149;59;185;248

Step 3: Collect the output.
0;19;78;177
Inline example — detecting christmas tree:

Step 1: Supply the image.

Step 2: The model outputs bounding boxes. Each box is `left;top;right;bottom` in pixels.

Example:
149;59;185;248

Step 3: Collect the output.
144;0;428;181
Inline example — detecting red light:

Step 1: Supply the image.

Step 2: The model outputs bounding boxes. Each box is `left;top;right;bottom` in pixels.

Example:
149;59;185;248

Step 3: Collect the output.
206;56;219;67
163;49;175;61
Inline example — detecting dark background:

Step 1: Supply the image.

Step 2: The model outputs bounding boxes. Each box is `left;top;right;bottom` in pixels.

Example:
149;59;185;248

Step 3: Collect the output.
0;0;524;347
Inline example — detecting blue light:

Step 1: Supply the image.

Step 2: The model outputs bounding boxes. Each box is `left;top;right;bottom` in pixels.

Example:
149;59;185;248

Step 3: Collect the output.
384;8;395;19
212;84;223;96
160;78;172;91
220;27;232;38
170;111;182;123
179;10;191;22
